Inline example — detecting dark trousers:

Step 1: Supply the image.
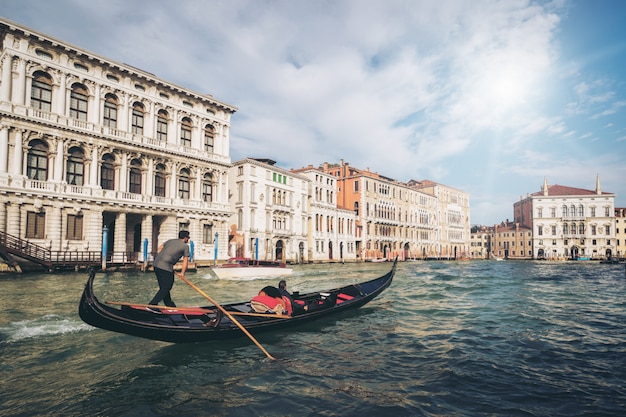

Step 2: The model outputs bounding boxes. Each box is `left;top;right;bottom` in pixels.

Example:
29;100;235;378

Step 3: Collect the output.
150;267;176;307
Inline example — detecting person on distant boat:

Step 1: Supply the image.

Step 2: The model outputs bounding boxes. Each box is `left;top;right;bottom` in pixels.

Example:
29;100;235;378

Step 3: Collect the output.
149;230;190;307
250;285;290;315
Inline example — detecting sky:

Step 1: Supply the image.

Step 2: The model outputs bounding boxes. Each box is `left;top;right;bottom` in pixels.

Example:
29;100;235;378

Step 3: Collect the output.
2;0;625;225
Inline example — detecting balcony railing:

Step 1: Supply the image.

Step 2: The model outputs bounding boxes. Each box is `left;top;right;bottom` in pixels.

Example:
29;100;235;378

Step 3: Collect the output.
2;177;230;212
24;105;230;163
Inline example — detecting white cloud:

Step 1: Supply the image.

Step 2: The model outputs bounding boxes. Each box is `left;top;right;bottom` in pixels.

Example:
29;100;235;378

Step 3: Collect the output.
3;0;626;223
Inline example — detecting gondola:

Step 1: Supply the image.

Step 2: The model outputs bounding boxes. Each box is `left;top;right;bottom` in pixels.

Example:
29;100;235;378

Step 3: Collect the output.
78;258;396;343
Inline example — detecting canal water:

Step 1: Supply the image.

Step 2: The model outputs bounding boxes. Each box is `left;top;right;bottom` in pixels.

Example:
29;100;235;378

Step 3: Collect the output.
1;260;625;416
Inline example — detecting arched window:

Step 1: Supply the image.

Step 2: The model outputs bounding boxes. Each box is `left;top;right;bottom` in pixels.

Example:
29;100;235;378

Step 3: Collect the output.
578;205;584;217
204;124;215;153
131;102;145;135
180;117;192;148
579;223;585;234
66;146;84;186
563;223;569;234
27;139;49;181
178;168;190;199
129;159;142;194
100;153;115;190
31;71;53;111
154;163;166;197
202;172;213;202
562;205;568;218
103;93;118;128
70;83;88;121
156;110;168;142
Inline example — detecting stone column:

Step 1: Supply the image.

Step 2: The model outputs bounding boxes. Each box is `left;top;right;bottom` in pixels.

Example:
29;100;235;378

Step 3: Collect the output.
12;129;23;176
56;71;67;116
90;83;101;125
145;101;155;138
114;211;126;254
170;161;178;198
195;167;202;201
146;158;154;196
80;208;98;253
1;55;12;102
192;117;200;150
0;201;7;233
120;93;129;131
48;205;63;251
0;125;8;173
12;57;26;106
170;109;178;145
6;202;20;238
53;138;65;182
217;170;224;204
89;144;99;187
119;154;128;193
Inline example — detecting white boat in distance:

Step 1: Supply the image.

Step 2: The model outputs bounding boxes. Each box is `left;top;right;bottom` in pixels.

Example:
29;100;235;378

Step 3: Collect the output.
211;257;293;279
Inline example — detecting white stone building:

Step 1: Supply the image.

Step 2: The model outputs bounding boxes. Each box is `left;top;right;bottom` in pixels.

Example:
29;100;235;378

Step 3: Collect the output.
409;180;471;259
292;165;357;262
514;177;616;260
228;158;308;263
0;18;236;265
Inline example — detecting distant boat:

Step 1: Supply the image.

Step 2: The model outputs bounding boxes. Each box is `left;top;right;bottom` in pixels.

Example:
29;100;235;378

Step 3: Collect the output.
211;257;292;279
492;256;504;261
599;257;623;264
367;258;387;263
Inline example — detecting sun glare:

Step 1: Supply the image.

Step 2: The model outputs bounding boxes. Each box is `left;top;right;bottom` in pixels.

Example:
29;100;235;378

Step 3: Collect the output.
485;68;529;108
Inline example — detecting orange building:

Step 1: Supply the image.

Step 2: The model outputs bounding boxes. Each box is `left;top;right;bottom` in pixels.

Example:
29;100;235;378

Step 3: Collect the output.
321;160;469;260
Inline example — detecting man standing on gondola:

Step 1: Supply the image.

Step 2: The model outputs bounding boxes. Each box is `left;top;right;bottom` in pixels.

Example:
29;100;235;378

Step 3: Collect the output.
149;230;190;307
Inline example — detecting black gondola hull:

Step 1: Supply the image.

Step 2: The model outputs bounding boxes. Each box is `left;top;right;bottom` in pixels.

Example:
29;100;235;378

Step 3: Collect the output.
79;259;396;343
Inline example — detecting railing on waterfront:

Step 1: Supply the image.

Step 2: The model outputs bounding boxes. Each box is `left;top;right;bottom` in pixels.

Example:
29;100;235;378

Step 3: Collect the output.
0;230;52;267
0;230;140;270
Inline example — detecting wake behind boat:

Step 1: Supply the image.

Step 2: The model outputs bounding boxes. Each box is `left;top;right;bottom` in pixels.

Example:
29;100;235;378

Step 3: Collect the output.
210;257;293;279
78;259;396;343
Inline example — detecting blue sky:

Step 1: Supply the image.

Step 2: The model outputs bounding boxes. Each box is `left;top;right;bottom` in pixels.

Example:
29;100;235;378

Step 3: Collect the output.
2;0;625;224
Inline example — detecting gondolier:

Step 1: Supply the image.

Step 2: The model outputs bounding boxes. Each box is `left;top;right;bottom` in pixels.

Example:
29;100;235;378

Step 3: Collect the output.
149;230;190;307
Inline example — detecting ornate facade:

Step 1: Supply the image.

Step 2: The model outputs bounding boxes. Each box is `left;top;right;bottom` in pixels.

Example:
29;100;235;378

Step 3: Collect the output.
322;160;467;261
0;18;236;264
514;177;616;260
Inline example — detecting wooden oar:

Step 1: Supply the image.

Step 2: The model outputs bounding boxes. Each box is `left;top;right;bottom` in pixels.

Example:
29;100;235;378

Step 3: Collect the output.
105;301;214;313
176;273;277;360
106;301;291;319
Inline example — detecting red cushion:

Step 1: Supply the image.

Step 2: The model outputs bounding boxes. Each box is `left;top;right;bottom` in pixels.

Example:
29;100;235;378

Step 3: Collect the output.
336;293;354;304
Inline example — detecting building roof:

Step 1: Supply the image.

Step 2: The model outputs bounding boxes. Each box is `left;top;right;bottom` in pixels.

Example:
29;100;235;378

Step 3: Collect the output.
532;184;613;197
